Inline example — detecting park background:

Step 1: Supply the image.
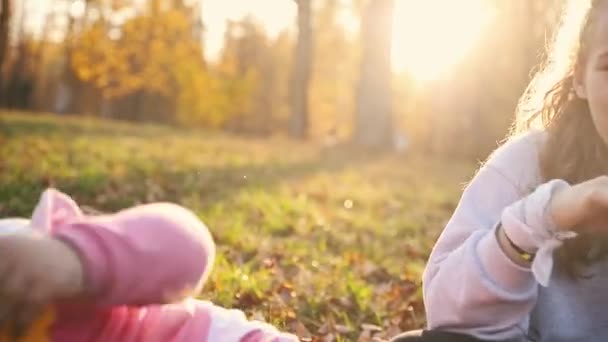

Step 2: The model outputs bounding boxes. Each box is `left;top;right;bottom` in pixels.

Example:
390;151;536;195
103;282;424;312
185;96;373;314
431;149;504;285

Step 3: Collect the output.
0;0;564;340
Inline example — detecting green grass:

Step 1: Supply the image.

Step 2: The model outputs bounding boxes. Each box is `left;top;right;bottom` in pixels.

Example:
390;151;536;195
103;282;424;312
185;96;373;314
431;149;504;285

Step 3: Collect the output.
0;112;475;341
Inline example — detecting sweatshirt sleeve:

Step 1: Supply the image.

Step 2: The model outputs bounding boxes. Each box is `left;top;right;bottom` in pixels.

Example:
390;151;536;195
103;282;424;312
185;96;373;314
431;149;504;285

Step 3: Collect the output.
52;299;300;342
189;300;299;342
422;132;574;340
29;188;215;307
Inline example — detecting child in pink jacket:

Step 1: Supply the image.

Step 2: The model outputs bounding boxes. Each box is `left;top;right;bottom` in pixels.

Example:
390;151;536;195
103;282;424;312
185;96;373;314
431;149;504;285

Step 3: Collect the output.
0;188;298;342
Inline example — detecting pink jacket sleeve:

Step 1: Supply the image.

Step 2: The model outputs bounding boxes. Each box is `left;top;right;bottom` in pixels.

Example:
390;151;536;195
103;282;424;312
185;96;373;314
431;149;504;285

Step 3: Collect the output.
122;299;299;342
30;188;215;307
52;298;300;341
28;190;300;341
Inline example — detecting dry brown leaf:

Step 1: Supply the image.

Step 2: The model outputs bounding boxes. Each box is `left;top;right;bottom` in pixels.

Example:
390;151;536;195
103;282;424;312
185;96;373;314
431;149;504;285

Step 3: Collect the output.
334;324;352;334
361;323;383;332
289;320;312;339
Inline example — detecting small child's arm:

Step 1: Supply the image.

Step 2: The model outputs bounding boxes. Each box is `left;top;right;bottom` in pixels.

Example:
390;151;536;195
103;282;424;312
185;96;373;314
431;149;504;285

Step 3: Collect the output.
54;298;299;341
33;188;215;307
0;189;299;341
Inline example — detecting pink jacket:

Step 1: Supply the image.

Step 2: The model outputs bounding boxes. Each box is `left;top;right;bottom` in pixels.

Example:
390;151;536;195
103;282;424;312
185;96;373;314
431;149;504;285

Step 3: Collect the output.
1;188;298;342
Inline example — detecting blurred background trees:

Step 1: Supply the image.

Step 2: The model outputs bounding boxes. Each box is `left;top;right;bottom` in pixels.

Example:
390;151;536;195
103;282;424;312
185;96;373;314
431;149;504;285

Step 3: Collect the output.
0;0;566;159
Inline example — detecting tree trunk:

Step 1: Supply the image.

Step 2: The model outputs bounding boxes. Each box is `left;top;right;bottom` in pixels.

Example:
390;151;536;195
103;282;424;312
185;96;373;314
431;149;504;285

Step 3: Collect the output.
0;0;11;104
289;0;312;139
354;0;394;149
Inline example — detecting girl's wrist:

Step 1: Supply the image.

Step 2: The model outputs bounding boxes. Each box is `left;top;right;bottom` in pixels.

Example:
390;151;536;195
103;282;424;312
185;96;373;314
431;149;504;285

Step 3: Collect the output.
496;223;534;267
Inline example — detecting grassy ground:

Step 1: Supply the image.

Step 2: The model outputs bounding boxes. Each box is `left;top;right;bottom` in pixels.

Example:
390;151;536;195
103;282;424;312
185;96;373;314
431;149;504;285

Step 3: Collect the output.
0;112;475;341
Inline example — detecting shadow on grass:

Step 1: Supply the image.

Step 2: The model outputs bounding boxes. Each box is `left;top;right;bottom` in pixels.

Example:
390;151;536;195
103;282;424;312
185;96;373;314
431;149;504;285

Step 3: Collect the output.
0;112;199;140
0;143;387;216
1;112;398;216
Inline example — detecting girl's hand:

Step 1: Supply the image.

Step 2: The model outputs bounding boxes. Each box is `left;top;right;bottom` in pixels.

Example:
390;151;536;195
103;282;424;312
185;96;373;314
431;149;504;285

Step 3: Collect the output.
550;176;608;232
0;231;84;337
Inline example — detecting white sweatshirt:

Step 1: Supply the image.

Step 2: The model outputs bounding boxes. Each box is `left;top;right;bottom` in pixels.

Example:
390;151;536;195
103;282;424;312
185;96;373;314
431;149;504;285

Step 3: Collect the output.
424;130;608;342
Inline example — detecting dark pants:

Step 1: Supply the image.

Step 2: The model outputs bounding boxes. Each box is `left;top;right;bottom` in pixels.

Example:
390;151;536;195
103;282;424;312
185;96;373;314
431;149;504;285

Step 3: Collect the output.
390;330;491;342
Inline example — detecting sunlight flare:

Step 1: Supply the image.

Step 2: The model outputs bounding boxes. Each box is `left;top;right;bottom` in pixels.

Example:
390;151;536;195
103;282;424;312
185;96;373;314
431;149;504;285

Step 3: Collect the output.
391;0;495;81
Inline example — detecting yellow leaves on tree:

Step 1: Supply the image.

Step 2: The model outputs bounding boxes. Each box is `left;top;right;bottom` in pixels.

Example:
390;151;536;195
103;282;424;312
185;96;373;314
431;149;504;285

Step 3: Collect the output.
71;8;241;127
71;23;120;98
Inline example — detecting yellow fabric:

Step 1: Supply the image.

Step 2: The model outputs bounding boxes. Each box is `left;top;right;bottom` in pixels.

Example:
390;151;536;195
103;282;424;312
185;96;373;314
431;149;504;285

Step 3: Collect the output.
0;308;54;342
